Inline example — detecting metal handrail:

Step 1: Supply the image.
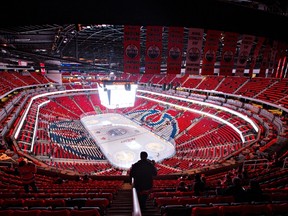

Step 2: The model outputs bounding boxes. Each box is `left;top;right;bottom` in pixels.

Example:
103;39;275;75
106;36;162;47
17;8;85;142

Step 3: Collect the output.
132;187;142;216
131;177;142;216
242;158;270;171
282;157;288;169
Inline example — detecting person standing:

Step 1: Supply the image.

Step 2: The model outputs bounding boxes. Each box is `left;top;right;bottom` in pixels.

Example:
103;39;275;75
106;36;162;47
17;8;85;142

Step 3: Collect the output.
192;173;206;196
176;181;189;192
245;179;263;202
223;177;246;202
17;158;38;193
129;151;157;210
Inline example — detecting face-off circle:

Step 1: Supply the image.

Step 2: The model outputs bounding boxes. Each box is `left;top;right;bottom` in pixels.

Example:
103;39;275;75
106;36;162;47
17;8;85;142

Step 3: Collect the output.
114;150;135;163
146;142;165;152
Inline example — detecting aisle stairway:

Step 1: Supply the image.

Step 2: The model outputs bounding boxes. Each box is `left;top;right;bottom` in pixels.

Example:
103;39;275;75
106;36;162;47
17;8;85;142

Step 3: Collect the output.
141;198;161;216
106;184;161;216
107;189;133;216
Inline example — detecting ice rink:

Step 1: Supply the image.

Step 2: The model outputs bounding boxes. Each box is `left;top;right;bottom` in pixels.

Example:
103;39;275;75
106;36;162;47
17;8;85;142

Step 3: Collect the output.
81;113;175;169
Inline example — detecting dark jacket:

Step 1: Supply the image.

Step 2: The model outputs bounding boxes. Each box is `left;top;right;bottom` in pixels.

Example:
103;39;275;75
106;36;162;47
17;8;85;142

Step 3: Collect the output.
130;159;157;191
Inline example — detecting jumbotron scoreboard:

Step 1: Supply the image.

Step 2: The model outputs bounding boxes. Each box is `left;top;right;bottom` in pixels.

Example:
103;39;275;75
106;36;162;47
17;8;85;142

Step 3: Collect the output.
97;80;138;109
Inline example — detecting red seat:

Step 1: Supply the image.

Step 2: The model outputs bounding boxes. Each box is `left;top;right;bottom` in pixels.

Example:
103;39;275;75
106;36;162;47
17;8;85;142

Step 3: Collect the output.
150;191;169;199
178;197;199;205
242;204;271;216
35;193;48;199
218;205;245;216
198;197;218;205
38;209;70;216
269;193;288;202
90;193;113;201
70;208;101;216
154;197;179;207
85;198;110;209
0;210;13;216
216;196;235;204
24;199;45;208
267;203;288;215
44;199;66;208
3;199;24;208
1;193;17;199
12;209;41;216
68;193;89;198
192;206;220;216
50;193;67;199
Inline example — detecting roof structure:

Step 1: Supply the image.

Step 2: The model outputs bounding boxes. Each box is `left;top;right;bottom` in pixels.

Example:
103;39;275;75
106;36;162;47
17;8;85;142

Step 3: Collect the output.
0;0;287;72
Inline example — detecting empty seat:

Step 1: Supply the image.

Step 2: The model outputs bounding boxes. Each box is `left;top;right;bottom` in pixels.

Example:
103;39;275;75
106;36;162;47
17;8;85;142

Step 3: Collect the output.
192;206;220;216
242;204;271;216
178;197;199;205
267;203;288;216
70;208;101;216
65;198;87;208
218;205;245;216
3;199;24;208
154;197;178;207
23;199;45;208
85;198;110;209
198;197;218;205
44;199;66;208
38;209;70;216
0;210;13;216
216;196;235;204
11;209;41;216
160;204;192;216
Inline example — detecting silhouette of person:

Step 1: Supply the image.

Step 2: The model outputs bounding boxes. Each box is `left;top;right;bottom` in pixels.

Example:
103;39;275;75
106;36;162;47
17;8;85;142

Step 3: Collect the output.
222;173;233;187
54;176;64;184
245;179;263;202
17;158;38;193
176;181;189;192
82;174;92;183
215;179;225;196
192;173;206;196
224;177;246;202
129;151;157;210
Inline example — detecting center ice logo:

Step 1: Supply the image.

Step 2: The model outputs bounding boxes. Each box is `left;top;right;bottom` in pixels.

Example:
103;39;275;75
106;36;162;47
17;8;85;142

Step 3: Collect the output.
107;128;128;136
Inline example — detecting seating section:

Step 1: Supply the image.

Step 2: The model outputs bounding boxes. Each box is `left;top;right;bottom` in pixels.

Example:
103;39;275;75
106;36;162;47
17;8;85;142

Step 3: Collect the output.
181;76;202;89
234;77;277;98
150;165;288;215
4;71;286;175
196;75;225;90
216;76;248;94
0;166;123;215
1;71;288;215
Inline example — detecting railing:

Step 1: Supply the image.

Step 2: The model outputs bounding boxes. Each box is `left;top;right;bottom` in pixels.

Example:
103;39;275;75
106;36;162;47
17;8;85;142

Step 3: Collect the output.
282;157;288;169
132;187;142;216
242;158;270;171
132;177;142;216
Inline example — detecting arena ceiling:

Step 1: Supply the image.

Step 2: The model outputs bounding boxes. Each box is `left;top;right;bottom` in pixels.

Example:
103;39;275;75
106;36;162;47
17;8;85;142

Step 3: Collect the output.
0;0;287;72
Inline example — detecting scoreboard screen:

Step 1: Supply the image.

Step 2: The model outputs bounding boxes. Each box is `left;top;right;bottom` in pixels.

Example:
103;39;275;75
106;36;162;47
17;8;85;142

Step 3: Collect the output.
97;80;138;109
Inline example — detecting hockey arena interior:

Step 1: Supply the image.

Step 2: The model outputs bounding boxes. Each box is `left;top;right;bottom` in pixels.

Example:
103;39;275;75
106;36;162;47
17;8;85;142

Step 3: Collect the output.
0;1;288;216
